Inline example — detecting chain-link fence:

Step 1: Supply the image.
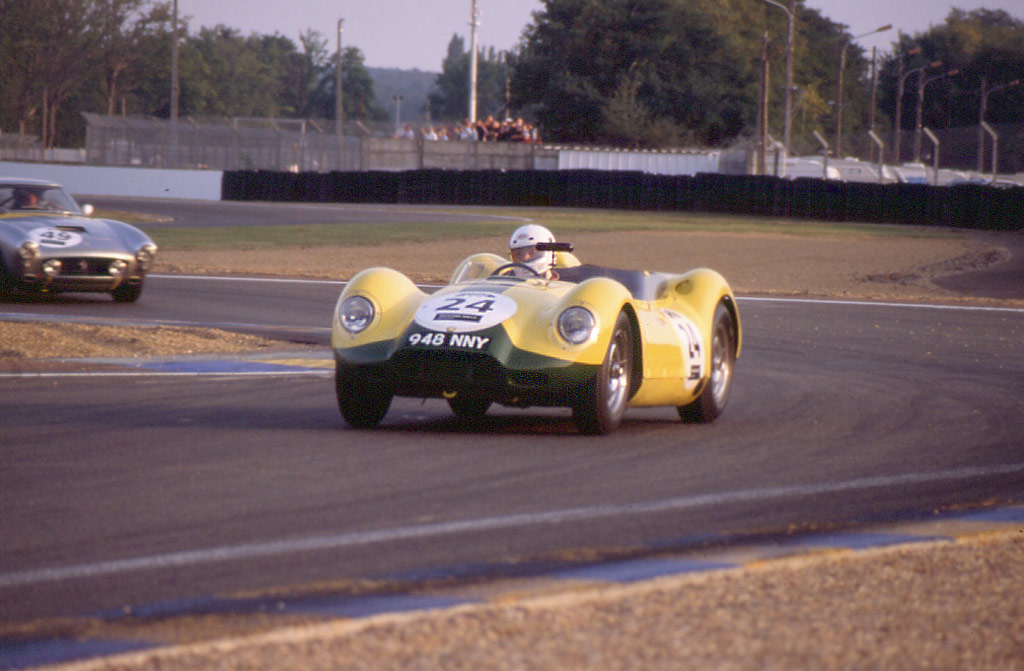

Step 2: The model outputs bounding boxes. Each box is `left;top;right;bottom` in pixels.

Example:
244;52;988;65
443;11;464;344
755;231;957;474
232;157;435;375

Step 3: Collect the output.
82;113;367;172
66;113;1024;178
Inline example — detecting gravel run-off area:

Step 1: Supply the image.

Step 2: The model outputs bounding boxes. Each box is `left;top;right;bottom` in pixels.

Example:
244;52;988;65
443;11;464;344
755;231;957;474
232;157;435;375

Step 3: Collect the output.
54;532;1024;671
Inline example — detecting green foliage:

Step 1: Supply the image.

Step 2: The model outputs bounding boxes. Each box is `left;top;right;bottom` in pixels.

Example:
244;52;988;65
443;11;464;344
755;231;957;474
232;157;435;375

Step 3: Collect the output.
876;8;1024;130
0;0;386;145
511;0;760;147
428;35;511;121
2;0;1022;154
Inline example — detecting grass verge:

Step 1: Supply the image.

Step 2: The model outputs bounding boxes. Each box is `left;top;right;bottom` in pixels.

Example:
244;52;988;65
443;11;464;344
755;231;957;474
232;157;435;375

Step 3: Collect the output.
129;207;964;250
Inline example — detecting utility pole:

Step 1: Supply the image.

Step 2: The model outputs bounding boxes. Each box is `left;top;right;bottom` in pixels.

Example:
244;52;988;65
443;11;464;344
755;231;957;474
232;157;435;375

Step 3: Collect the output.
337;18;344;170
757;31;770;175
169;0;179;167
170;0;179;124
759;0;795;166
469;0;480;123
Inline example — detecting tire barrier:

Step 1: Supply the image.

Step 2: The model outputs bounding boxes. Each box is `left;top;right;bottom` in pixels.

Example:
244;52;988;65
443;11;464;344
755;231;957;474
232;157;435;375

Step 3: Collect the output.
221;169;1023;232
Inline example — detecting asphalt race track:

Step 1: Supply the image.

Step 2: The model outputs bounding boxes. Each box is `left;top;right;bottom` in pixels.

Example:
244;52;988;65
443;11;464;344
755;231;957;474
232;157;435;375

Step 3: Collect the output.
1;199;1022;631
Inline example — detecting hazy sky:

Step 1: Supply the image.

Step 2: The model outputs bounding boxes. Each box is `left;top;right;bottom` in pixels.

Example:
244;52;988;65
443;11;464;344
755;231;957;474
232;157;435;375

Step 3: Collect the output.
180;1;1023;71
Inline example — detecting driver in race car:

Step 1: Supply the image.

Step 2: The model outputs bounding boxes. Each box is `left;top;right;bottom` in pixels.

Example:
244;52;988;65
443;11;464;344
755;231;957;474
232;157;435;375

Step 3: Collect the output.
508;224;560;279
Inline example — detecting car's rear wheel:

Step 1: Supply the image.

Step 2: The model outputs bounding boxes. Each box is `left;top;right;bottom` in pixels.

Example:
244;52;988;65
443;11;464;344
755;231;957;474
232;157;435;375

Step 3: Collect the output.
573;311;633;435
447;396;491;419
679;302;735;423
111;281;143;303
335;364;392;428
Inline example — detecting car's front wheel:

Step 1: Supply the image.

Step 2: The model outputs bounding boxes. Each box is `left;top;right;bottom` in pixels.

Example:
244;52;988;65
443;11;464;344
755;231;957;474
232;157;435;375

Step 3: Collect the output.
335;364;392;428
447;395;491;419
111;281;143;303
678;301;735;423
0;259;13;300
573;311;633;435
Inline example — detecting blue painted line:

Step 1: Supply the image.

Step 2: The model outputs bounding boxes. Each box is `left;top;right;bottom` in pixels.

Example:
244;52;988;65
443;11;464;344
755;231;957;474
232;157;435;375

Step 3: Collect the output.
131;360;319;374
282;594;478;618
788;532;953;551
955;507;1024;523
549;557;737;584
94;591;479;622
0;637;155;671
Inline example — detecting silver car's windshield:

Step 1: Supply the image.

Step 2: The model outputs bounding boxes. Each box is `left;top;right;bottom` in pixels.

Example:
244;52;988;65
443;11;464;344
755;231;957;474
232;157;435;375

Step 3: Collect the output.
0;185;82;214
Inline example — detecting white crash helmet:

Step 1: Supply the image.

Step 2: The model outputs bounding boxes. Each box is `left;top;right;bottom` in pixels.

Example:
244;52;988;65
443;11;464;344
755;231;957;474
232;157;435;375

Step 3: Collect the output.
508;224;556;276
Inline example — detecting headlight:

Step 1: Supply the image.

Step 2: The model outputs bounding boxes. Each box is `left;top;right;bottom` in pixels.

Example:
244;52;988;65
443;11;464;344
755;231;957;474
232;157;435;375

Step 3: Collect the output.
558;306;596;345
18;241;39;260
136;243;158;270
338;295;375;334
108;259;128;276
42;259;63;277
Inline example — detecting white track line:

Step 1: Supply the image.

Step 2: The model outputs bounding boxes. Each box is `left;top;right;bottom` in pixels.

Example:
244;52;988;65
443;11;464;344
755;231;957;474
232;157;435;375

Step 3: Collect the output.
2;462;1021;588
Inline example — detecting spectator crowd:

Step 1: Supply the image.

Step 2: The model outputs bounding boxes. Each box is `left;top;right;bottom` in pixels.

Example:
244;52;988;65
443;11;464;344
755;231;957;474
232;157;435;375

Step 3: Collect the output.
395;115;541;143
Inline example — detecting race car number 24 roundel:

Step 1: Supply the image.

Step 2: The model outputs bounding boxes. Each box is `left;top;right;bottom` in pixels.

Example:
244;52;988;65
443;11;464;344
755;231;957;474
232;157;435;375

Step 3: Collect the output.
414;290;516;333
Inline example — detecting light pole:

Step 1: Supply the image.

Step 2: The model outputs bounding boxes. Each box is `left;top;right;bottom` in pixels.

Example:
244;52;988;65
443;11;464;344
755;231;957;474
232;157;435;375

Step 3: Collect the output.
336;19;344;169
833;24;890;159
468;0;480;123
977;77;1021;172
914;67;958;162
169;0;180;167
894;57;940;164
759;0;795;163
170;0;179;125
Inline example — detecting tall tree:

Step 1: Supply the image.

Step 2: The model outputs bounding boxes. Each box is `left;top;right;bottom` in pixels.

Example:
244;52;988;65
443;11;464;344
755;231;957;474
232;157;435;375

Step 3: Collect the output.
0;0;105;147
278;29;331;118
93;0;172;116
875;10;1024;142
510;0;758;147
428;35;510;122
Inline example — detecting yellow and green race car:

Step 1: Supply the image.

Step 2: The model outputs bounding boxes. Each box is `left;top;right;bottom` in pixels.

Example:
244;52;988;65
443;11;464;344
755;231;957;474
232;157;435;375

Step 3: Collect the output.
331;242;740;434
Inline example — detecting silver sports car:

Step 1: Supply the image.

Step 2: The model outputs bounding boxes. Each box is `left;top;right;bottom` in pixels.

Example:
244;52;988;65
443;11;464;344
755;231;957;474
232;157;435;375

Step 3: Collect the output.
0;178;157;302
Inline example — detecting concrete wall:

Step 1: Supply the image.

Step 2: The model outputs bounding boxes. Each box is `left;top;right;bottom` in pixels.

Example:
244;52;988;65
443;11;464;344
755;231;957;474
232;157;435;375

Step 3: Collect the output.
362;138;560;172
556;148;721;175
0;160;223;200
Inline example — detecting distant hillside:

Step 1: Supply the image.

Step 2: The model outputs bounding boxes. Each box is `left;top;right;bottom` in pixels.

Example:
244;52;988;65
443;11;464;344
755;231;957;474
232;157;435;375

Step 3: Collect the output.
369;68;439;127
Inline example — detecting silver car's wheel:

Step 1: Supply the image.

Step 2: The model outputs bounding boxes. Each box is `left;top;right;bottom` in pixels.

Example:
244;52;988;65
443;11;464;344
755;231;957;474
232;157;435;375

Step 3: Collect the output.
573;311;633;435
111;281;143;303
679;302;735;423
0;259;13;299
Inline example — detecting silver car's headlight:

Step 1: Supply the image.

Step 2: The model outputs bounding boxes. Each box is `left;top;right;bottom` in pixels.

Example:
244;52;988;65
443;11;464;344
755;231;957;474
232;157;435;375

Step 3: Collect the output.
338;295;375;334
558;306;596;345
42;259;63;277
136;243;158;270
18;241;39;260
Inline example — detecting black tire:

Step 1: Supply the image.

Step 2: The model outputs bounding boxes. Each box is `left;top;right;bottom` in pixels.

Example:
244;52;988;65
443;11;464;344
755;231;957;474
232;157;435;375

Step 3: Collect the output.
111;281;143;303
447;396;491;419
0;259;13;300
679;302;736;423
335;363;392;429
573;311;633;435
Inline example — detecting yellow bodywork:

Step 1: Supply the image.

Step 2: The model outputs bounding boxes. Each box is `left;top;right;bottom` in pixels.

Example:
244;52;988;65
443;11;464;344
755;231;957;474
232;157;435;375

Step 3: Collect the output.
332;253;740;410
